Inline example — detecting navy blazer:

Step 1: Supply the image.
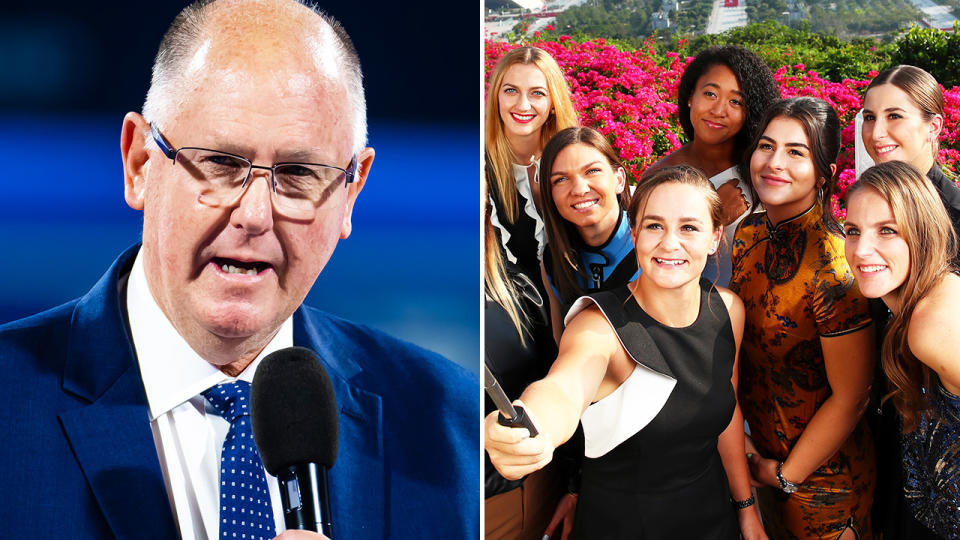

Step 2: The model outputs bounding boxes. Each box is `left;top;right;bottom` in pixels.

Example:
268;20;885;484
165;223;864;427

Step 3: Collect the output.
0;245;479;539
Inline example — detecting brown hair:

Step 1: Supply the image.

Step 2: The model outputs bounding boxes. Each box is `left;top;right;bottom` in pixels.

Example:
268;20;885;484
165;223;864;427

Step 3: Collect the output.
848;160;957;431
630;165;723;235
865;65;944;159
745;97;842;231
539;127;631;304
484;47;578;224
630;165;724;285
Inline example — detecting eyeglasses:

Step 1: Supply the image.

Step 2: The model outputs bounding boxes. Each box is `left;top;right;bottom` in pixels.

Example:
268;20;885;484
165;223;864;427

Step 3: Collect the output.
150;123;357;219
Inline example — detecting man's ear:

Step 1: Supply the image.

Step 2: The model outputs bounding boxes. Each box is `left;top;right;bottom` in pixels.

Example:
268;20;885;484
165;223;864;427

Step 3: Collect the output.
121;112;151;211
340;146;374;239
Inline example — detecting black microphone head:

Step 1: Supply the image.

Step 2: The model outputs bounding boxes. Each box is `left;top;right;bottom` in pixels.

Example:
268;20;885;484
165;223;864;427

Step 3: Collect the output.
251;346;338;475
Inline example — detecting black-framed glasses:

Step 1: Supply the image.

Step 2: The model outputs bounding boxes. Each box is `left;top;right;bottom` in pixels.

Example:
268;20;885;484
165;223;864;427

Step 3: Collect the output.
150;123;357;219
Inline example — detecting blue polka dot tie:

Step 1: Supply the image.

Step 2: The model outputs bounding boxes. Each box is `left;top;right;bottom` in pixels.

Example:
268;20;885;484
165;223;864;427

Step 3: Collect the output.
203;381;276;540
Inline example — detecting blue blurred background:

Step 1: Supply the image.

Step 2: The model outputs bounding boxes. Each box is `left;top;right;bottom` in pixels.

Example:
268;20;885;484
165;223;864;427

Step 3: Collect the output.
0;1;479;374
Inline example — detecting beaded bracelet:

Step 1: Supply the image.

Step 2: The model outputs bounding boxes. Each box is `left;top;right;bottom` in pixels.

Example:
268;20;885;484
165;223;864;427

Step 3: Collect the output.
732;495;756;509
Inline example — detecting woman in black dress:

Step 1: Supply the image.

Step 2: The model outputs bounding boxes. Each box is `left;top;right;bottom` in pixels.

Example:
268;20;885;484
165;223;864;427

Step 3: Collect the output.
485;165;765;539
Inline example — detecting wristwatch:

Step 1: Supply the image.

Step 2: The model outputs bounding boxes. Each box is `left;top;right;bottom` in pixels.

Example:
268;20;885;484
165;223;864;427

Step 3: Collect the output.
776;461;799;494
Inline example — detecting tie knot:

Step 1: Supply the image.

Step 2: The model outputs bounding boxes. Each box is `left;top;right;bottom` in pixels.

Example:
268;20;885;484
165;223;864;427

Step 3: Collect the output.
202;380;251;422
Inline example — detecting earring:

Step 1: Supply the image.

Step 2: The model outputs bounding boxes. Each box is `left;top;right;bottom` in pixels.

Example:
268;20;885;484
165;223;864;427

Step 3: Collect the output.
708;247;717;255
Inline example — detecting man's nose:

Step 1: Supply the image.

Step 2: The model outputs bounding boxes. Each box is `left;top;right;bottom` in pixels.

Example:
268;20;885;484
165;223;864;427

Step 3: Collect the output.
231;170;275;235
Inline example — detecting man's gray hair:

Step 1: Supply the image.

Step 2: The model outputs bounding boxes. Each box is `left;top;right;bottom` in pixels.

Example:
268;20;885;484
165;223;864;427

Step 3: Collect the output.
142;0;367;153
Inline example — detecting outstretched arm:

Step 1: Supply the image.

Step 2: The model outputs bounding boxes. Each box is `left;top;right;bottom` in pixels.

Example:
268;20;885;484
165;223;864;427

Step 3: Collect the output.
485;306;620;480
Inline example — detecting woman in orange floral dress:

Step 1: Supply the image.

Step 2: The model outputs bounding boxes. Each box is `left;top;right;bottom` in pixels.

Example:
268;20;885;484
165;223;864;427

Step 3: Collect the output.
730;97;877;539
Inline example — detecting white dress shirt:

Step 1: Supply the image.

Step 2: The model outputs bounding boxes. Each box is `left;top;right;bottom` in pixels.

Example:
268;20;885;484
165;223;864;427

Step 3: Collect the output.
126;250;292;540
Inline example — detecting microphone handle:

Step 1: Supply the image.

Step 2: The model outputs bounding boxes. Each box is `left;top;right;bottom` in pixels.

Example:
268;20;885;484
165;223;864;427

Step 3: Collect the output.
278;462;333;538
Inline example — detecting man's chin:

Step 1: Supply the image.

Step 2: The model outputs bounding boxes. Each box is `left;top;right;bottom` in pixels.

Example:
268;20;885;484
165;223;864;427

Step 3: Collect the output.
197;304;279;341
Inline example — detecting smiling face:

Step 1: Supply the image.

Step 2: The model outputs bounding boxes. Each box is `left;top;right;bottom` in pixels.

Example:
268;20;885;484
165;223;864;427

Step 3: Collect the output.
688;64;745;146
843;187;910;304
862;83;940;173
633;182;721;289
498;63;552;145
549;143;625;246
122;10;370;369
749;116;820;224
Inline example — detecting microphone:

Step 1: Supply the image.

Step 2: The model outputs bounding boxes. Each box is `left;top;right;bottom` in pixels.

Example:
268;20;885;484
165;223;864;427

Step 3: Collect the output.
251;346;338;538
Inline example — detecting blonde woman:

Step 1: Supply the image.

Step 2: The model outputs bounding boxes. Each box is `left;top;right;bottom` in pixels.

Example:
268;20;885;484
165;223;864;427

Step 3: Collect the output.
484;45;578;540
844;161;960;539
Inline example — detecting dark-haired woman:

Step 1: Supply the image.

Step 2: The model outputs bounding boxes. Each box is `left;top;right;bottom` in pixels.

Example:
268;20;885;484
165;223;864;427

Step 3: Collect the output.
539;127;637;344
487;165;766;540
844;161;960;539
730;97;876;539
648;45;780;285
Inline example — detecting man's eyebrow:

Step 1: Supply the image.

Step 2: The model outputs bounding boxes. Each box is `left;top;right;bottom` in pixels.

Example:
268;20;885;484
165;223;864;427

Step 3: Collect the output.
277;149;340;164
203;142;339;164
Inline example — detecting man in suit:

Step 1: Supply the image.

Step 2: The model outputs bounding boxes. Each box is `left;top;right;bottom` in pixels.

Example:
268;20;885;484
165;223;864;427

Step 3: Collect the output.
0;1;478;539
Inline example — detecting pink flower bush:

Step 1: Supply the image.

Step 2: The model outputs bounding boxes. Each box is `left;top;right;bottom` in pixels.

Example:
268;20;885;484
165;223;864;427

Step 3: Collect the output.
485;38;960;221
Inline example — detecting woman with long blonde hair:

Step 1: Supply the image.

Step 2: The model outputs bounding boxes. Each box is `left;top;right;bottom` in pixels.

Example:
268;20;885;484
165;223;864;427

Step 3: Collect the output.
484;45;579;540
844;161;960;539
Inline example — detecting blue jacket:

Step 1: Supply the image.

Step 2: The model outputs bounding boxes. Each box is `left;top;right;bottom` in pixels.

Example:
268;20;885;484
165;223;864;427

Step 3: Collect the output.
0;245;479;539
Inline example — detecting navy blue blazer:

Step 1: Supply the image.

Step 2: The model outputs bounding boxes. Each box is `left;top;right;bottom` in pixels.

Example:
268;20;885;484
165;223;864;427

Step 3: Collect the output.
0;245;479;539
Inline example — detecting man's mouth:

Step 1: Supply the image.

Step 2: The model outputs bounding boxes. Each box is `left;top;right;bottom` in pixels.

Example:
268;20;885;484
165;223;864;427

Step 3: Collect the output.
212;257;271;276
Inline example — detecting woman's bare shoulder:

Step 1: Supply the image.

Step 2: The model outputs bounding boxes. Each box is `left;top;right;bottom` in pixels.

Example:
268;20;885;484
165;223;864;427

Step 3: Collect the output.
908;273;960;354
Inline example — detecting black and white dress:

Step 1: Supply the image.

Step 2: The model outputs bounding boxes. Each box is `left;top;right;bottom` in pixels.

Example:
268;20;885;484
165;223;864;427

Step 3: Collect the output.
566;281;739;539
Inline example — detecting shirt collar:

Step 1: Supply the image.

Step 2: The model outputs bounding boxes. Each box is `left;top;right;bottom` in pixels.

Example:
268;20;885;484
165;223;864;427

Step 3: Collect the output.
126;249;294;420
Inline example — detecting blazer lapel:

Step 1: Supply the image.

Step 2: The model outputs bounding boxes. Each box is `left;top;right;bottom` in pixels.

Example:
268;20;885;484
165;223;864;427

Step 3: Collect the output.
59;245;177;540
294;309;385;539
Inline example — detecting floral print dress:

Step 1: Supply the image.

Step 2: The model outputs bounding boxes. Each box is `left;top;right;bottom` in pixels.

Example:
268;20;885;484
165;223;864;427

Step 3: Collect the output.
730;204;876;540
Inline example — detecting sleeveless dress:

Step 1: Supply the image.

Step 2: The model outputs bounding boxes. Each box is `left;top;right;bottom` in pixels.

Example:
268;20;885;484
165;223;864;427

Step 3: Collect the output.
564;281;739;540
902;384;960;538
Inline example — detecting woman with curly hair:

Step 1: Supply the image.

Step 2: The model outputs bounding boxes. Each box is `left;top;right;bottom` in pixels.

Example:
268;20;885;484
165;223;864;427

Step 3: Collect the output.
844;161;960;540
647;45;780;285
730;97;877;539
